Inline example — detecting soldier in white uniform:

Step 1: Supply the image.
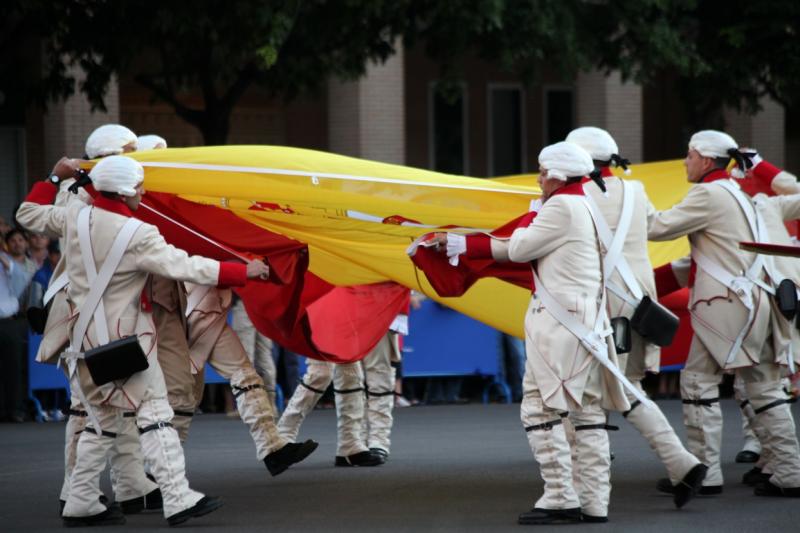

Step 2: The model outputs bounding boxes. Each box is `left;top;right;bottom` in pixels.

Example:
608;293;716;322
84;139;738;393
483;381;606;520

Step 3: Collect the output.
647;130;800;497
41;125;162;516
18;155;269;526
278;357;384;467
565;127;706;507
183;283;318;475
435;142;632;524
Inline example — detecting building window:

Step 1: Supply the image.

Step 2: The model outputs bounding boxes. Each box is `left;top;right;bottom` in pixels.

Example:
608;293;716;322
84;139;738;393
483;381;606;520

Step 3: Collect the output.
488;85;524;176
429;83;467;174
544;88;574;145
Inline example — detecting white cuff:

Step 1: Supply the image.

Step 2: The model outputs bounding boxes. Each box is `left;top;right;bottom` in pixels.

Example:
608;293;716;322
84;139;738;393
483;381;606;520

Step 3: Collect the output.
446;234;467;266
529;198;543;213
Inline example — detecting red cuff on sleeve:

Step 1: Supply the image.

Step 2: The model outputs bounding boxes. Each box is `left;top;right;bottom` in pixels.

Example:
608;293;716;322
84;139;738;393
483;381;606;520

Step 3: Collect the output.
654;263;682;298
465;234;492;259
752;160;782;184
25;181;58;204
217;262;248;287
84;184;99;199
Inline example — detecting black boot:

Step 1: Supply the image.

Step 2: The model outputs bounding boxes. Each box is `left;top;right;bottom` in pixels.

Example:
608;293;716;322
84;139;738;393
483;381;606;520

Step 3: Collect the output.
518;507;581;525
63;505;125;527
166;496;223;527
369;447;389;464
581;513;608;523
735;450;760;463
754;480;800;497
673;464;708;508
120;488;163;514
264;440;319;476
742;467;770;486
334;450;384;467
657;476;721;496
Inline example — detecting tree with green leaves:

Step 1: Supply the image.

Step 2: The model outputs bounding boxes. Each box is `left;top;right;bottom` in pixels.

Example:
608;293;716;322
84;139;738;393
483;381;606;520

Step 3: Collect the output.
19;0;800;143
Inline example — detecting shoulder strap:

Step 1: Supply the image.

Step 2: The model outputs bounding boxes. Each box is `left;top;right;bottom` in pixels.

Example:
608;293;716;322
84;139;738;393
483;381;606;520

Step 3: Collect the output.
43;271;69;306
583;182;643;303
71;207;143;349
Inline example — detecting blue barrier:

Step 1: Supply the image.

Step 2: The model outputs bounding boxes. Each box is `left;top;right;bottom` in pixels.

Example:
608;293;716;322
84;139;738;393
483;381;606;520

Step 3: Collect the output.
403;300;511;403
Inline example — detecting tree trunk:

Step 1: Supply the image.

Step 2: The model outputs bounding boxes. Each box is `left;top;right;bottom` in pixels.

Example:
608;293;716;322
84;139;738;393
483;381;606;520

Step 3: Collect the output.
198;110;231;146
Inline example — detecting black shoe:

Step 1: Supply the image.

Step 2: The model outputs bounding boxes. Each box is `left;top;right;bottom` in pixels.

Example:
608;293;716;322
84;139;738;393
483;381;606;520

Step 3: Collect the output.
581;513;608;523
658;476;720;496
166;496;223;527
369;447;389;464
754;480;800;497
63;505;126;527
735;450;760;463
656;477;674;494
334;450;384;467
264;440;319;477
673;464;708;508
742;467;770;486
120;488;163;514
518;507;581;525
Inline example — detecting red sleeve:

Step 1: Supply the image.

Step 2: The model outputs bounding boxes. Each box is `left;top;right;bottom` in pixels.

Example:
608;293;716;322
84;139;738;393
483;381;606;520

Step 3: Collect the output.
465;234;492;258
85;184;99;199
217;262;247;287
752;160;782;185
654;263;681;298
25;181;58;204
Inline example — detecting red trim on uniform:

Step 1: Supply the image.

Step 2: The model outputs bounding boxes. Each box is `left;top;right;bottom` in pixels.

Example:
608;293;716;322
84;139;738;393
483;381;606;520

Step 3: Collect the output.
93;196;133;218
218;262;247;287
654;263;681;298
751;160;782;185
550;181;586;197
699;168;730;183
84;184;99;199
517;211;538;228
140;290;152;312
600;167;614;178
25;181;58;204
465;234;492;258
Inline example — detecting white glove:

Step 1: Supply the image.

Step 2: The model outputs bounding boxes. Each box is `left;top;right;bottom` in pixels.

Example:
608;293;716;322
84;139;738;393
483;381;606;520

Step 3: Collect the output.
529;198;543;212
445;234;467;266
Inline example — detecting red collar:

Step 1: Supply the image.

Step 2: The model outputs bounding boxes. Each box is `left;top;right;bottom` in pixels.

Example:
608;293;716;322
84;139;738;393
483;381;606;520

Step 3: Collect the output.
600;167;614;178
93;196;134;217
699;168;730;183
550;181;586;198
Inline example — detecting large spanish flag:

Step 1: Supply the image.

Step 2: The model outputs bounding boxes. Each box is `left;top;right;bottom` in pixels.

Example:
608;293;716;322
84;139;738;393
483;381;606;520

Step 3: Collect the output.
92;146;697;362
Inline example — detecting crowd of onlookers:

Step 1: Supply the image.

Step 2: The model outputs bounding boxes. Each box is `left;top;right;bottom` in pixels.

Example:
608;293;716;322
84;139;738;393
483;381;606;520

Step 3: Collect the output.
0;213;62;422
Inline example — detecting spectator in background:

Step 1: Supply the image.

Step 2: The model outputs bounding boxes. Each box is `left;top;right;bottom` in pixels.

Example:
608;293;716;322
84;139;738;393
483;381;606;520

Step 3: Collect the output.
500;333;525;402
30;241;60;310
5;229;37;311
0;215;12;241
28;232;49;268
0;239;33;422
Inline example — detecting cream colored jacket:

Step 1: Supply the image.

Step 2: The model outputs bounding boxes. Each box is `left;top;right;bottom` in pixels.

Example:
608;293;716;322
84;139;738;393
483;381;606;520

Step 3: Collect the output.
647;179;800;369
17;191;228;408
489;193;629;412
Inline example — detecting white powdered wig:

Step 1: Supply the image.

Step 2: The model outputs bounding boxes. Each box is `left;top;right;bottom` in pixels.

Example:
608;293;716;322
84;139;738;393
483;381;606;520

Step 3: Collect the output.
137;134;167;151
89;155;144;197
566;126;618;162
85;124;137;159
538;141;594;181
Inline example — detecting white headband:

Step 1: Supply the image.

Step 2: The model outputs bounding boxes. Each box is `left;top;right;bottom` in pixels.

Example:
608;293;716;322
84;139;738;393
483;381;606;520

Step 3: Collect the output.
688;130;738;159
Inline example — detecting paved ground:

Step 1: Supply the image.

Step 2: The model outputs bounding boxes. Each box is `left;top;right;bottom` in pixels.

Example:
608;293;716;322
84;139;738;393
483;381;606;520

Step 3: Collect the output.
1;400;799;532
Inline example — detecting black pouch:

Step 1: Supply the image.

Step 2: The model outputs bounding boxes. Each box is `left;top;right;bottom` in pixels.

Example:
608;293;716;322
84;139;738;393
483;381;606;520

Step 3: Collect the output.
610;316;631;354
775;278;798;321
84;335;149;386
630;295;680;347
26;306;48;334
